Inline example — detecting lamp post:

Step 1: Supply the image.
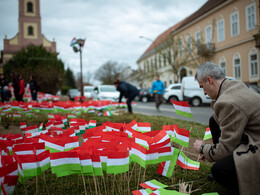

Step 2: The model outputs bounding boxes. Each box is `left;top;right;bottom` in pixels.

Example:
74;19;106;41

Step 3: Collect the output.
71;38;85;101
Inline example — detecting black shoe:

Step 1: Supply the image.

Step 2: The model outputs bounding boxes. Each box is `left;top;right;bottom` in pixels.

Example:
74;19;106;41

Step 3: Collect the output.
207;174;215;182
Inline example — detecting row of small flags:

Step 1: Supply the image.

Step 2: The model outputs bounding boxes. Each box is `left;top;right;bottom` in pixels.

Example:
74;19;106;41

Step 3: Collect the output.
0;100;133;117
133;179;219;195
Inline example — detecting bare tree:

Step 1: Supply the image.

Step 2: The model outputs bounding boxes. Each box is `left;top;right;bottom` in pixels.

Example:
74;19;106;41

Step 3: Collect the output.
94;61;130;84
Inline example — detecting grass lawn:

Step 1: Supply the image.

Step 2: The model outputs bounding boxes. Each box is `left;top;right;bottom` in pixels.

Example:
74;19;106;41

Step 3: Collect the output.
1;112;231;195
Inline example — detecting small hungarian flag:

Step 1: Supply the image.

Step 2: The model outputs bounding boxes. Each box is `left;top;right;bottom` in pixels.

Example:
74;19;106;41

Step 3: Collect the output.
157;147;179;178
20;122;26;131
171;100;193;118
89;120;96;128
50;151;81;177
70;37;77;46
132;188;153;195
104;110;112;116
136;122;151;133
106;151;129;174
139;179;168;191
177;151;200;170
203;127;212;141
172;126;190;148
39;123;44;132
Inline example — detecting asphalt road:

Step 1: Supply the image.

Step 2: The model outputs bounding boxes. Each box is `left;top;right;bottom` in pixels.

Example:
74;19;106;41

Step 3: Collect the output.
132;101;214;125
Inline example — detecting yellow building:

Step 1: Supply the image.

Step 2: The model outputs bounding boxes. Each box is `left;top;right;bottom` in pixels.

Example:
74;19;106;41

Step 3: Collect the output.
137;0;260;88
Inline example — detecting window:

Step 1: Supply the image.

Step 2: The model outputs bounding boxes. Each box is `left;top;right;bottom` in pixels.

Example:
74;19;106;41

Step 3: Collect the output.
28;26;33;35
233;55;241;79
178;40;183;57
195;31;201;48
220;61;226;76
171;85;181;90
163;53;167;66
164;82;167;88
27;2;33;12
169;80;172;84
217;19;225;42
205;25;212;44
250;53;258;77
246;3;256;31
159;55;162;68
231;12;239;37
186;35;192;54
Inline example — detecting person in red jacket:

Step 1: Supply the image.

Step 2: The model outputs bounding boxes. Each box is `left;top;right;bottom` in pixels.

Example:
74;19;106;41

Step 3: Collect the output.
17;74;25;102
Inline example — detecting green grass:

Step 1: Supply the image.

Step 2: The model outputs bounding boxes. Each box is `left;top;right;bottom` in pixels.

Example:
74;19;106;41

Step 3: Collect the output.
3;112;230;194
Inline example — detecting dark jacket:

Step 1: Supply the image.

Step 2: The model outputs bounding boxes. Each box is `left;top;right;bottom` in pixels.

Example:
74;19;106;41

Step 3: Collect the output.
116;81;139;103
30;79;39;91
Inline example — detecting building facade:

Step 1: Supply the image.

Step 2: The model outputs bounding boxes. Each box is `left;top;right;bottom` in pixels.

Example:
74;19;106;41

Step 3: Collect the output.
137;0;260;88
0;0;56;72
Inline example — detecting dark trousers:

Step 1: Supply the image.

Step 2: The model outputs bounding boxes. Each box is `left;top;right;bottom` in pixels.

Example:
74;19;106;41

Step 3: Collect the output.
127;92;138;114
31;91;38;101
155;93;163;108
16;93;24;102
209;116;239;194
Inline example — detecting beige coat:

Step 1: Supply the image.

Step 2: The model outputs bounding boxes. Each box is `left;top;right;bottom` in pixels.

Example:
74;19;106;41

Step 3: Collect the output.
203;79;260;195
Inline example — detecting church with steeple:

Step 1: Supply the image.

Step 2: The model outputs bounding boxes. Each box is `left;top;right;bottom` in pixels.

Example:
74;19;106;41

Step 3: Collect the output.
0;0;56;71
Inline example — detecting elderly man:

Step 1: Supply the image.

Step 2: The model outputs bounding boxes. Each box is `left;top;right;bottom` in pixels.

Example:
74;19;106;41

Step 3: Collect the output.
193;62;260;194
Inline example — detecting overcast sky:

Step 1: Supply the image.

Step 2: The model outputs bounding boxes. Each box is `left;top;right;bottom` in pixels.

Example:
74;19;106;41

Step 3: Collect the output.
0;0;207;83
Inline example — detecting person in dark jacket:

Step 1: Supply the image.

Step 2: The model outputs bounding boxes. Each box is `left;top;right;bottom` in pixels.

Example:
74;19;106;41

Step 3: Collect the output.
10;72;20;101
114;79;139;114
29;75;39;101
0;74;8;102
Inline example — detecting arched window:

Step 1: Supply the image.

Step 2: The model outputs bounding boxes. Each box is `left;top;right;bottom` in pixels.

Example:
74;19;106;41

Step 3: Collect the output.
249;48;258;78
219;57;226;76
27;2;33;13
233;53;241;79
28;26;34;35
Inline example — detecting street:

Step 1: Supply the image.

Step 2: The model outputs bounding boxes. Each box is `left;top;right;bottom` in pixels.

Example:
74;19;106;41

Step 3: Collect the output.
133;101;213;125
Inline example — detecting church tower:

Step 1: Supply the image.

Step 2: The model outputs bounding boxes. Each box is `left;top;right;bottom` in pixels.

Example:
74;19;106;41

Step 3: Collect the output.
18;0;42;46
0;0;56;71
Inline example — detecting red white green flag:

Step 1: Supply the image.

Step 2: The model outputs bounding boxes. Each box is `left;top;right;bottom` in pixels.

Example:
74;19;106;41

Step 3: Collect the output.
203;127;212;141
157;147;179;178
172;126;190;148
139;179;168;191
171;100;193;118
50;151;81;177
177;151;200;170
106;151;129;174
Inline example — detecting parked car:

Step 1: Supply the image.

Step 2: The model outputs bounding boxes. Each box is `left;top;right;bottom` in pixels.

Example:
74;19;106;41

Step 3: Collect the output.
138;88;154;103
84;86;95;98
181;76;211;107
164;83;182;103
92;85;120;101
182;76;237;106
67;88;80;101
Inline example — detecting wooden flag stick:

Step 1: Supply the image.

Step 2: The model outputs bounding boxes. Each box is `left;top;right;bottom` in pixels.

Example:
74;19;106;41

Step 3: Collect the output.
80;169;87;195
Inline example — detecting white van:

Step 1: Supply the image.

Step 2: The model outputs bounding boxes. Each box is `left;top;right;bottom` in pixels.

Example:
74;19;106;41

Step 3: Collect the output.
181;76;211;106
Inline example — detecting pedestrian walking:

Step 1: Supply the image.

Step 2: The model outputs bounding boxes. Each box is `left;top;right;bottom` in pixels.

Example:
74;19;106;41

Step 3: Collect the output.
150;75;165;111
114;79;139;114
29;75;39;101
193;62;260;194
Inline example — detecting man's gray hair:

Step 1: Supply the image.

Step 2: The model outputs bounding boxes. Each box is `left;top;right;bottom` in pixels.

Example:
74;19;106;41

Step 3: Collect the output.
195;62;225;82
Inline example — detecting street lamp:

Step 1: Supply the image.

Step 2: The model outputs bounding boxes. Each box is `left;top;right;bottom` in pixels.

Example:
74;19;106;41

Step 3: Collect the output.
71;38;85;101
139;36;153;42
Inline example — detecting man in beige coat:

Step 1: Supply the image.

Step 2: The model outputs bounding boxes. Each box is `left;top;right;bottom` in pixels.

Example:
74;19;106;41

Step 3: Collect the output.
193;62;260;195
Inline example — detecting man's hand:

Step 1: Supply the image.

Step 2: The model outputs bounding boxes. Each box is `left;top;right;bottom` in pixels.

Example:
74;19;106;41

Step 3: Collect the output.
199;154;205;160
193;140;204;153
